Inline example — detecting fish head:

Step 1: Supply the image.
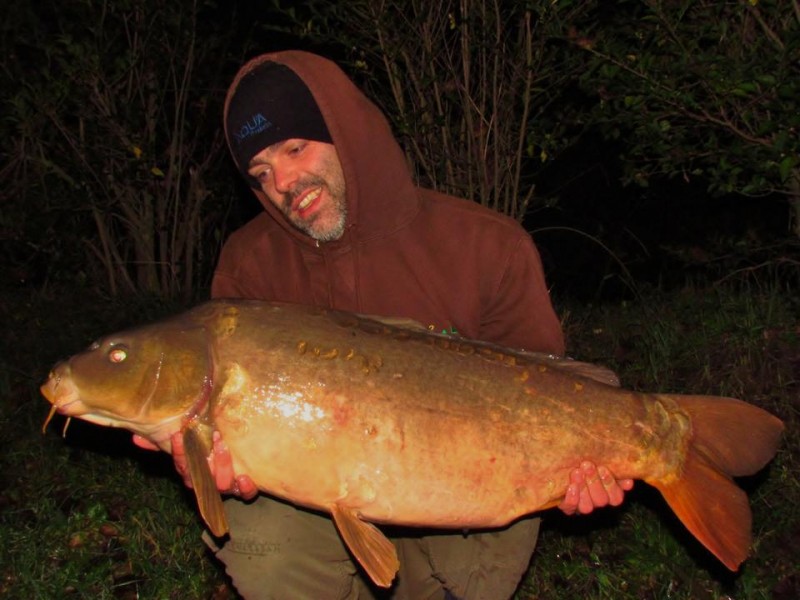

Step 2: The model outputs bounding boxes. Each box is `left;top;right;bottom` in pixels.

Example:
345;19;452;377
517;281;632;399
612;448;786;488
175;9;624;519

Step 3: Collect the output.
41;319;212;445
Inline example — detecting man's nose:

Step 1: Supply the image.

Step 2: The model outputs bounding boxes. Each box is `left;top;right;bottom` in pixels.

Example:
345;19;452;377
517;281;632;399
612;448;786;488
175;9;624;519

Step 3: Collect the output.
272;164;298;194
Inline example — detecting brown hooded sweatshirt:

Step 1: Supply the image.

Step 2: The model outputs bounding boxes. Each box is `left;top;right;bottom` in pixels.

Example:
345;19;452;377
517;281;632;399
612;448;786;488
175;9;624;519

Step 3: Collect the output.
212;50;564;356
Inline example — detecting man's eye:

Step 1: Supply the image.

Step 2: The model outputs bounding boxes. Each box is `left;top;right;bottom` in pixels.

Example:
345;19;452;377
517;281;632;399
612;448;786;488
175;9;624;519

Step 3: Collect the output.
255;168;271;182
288;143;305;155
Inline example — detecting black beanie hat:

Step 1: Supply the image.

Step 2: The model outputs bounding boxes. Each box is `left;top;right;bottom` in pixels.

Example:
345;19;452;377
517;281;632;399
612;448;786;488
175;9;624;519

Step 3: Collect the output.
226;61;332;182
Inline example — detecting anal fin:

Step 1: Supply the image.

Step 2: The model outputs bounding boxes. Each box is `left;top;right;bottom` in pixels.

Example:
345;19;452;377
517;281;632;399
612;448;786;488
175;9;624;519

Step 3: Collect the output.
183;425;228;537
330;503;399;588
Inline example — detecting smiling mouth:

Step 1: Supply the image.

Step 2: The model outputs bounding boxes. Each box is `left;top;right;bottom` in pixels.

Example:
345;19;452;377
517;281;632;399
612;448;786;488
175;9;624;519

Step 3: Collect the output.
295;188;322;213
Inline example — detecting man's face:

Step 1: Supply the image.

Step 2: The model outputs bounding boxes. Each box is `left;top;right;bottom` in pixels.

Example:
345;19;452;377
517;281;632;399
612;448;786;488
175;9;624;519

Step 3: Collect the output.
247;139;347;242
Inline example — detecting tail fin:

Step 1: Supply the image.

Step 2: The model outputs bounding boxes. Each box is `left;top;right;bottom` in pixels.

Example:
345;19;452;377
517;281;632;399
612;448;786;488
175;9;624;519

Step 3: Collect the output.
648;395;783;571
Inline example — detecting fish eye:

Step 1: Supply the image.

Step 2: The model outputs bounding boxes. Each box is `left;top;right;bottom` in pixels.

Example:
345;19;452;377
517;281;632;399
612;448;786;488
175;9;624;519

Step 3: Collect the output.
108;346;128;363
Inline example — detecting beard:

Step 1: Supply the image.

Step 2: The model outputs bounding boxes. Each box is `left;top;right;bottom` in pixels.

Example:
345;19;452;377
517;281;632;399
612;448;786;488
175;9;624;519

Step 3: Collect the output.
278;149;348;244
279;175;347;242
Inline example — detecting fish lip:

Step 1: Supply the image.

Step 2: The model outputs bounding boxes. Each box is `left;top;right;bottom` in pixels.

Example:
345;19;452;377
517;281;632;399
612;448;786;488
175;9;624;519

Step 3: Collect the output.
40;374;84;416
45;392;89;418
52;398;84;416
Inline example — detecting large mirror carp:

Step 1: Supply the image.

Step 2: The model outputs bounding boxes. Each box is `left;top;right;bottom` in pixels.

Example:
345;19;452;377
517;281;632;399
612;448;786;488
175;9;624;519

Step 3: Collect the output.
41;300;784;587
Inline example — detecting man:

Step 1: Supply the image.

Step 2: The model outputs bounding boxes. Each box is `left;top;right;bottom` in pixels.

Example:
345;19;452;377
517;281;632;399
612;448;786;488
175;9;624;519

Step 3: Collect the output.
135;50;631;599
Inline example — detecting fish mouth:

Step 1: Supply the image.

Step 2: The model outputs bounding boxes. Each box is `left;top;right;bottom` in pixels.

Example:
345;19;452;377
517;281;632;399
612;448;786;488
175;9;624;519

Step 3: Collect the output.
40;372;86;416
40;371;90;435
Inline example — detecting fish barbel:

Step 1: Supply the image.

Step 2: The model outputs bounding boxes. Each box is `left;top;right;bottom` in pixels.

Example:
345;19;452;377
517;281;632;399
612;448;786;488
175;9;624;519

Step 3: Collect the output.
40;300;784;587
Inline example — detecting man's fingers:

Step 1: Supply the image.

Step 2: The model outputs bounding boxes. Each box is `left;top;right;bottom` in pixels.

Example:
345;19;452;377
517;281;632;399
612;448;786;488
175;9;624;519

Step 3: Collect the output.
559;462;633;516
171;431;185;460
169;431;192;486
582;462;610;510
211;433;236;492
132;434;159;451
236;475;259;500
557;468;584;514
612;479;633;506
597;466;634;507
162;430;258;497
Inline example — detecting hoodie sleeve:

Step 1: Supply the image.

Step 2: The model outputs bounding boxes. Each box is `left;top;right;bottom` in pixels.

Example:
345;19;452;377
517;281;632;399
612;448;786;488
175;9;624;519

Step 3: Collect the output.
479;232;565;356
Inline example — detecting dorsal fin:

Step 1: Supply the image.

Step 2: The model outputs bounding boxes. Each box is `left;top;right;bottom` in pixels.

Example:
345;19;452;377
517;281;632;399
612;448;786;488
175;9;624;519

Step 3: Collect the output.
358;314;430;331
332;308;621;387
522;352;621;387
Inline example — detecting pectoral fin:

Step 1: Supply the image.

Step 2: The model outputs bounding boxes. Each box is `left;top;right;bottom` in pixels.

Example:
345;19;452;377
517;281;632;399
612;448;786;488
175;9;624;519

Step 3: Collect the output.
183;425;228;537
330;503;399;588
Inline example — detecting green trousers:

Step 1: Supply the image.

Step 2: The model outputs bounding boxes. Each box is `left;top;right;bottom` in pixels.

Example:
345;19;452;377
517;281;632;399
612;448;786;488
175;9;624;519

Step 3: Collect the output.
203;495;540;600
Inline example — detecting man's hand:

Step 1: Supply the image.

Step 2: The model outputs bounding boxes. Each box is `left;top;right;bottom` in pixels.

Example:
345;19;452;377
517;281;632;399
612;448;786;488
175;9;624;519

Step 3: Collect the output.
132;431;258;500
558;461;634;515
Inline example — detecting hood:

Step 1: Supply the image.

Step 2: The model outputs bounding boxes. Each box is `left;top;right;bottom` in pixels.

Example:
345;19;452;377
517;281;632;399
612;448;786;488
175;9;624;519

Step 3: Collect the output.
223;51;421;249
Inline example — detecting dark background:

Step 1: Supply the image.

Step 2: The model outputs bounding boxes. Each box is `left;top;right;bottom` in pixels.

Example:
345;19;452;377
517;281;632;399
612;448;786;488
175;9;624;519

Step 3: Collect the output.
2;0;797;303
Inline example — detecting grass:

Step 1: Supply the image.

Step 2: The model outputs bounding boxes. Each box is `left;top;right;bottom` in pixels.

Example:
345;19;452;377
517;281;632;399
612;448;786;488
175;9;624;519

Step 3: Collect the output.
0;434;223;598
1;282;797;599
